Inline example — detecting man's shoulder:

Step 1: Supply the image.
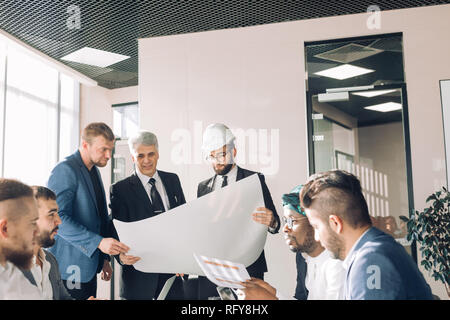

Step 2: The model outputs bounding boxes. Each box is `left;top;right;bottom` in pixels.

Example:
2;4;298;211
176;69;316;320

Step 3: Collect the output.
52;152;80;172
158;170;180;181
238;166;260;176
111;174;135;190
357;228;402;257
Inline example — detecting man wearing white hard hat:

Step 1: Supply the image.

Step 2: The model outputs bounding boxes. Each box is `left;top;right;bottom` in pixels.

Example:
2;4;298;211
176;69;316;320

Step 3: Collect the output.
196;123;280;300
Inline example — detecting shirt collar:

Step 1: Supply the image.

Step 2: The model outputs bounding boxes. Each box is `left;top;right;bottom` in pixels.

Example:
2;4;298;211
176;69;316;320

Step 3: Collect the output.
342;227;372;269
218;164;238;180
136;167;160;186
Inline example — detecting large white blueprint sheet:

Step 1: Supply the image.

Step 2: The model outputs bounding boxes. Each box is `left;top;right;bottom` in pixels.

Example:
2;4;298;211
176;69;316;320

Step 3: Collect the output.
113;174;267;275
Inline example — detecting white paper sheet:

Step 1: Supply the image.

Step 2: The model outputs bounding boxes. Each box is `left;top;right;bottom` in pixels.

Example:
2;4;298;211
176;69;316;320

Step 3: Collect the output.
193;253;250;289
113;174;267;275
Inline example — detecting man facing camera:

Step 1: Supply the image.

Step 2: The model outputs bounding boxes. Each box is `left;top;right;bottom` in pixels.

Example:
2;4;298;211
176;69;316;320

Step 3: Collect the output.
0;179;42;300
197;123;281;300
109;130;186;300
300;170;433;300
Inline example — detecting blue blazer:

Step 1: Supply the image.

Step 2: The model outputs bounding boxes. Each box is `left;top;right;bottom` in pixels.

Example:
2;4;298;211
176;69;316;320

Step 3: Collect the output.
47;150;109;283
345;227;433;300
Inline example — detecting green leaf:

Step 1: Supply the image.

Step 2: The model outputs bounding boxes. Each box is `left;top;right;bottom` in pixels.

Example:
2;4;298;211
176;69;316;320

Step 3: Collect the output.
399;215;409;223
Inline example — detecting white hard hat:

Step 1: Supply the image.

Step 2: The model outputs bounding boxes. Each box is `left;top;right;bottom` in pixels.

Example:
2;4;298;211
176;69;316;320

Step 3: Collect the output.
202;123;236;153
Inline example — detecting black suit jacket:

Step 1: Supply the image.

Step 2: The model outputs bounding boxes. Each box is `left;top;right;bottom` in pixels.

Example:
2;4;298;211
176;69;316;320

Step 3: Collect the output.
109;170;186;300
196;166;280;299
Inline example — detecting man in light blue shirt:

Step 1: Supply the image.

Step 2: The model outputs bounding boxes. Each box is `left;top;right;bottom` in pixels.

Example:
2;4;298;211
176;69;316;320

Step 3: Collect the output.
300;170;433;300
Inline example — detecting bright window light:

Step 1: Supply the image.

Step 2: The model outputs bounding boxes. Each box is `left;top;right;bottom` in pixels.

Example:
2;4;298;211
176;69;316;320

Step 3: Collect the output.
364;102;402;112
314;64;375;80
61;47;129;68
352;89;397;98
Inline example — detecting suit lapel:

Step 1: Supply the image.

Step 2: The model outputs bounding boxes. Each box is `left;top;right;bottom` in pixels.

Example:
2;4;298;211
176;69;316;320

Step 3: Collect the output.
236;166;245;182
129;173;153;210
159;171;176;209
344;227;377;299
75;151;99;215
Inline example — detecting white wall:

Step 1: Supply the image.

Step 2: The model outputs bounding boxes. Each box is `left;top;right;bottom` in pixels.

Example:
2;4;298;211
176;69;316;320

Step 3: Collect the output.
138;5;450;299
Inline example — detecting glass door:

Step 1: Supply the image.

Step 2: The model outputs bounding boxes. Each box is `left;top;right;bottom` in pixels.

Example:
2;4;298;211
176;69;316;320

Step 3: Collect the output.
307;85;415;256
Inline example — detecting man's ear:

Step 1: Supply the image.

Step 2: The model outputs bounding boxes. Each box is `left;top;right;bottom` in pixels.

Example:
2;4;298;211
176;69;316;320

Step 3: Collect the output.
329;215;344;234
233;147;237;158
0;219;8;239
81;139;88;151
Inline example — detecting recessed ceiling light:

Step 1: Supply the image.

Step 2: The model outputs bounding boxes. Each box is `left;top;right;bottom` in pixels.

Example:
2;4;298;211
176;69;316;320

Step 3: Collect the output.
352;89;397;98
61;47;129;68
314;64;375;80
364;102;402;112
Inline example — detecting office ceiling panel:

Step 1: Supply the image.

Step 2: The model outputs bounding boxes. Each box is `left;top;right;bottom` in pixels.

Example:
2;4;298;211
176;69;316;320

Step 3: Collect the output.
0;0;448;89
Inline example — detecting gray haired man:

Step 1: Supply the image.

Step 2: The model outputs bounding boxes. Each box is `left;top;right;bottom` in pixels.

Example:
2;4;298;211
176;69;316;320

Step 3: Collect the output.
109;130;187;300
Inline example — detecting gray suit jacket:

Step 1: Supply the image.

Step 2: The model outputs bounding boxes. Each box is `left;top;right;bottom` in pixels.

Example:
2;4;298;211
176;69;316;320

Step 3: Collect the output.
21;249;74;300
345;227;433;300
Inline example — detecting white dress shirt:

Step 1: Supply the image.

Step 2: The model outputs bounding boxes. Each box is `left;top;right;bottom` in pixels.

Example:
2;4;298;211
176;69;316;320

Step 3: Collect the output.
304;250;345;300
29;248;53;300
0;261;43;300
274;250;345;300
136;168;171;211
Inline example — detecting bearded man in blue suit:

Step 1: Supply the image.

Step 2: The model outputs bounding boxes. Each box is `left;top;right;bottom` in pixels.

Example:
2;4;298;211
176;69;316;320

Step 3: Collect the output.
47;122;129;300
300;170;433;300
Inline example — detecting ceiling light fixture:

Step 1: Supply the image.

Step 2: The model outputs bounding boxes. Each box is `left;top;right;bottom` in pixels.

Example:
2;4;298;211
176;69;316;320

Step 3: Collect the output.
352;89;397;98
364;102;402;112
314;64;375;80
61;47;129;68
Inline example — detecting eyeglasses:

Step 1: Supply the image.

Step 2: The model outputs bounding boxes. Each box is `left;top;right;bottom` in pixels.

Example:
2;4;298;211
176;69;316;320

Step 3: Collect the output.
282;216;295;229
206;151;230;162
282;216;307;229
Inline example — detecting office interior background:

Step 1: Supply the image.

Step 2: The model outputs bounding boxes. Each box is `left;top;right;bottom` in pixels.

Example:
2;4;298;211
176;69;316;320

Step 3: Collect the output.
0;1;449;299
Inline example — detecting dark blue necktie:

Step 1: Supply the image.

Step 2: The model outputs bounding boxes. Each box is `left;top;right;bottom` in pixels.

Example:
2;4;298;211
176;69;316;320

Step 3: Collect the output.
221;175;228;188
149;178;165;214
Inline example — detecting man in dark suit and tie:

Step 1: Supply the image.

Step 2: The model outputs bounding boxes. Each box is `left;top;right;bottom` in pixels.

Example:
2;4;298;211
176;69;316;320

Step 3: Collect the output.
109;130;186;300
196;123;281;299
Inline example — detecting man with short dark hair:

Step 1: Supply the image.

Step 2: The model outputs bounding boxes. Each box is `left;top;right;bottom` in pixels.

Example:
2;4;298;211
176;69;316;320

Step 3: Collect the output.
300;170;433;300
47;122;130;299
25;186;74;300
0;179;42;299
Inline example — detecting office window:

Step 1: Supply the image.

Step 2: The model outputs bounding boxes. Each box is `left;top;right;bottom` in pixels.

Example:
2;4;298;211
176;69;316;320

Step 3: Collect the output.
0;37;80;186
112;102;139;139
59;73;80;162
3;46;58;186
0;42;5;175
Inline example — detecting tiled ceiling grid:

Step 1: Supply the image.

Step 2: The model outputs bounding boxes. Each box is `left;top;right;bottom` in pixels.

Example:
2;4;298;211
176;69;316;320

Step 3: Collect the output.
0;0;448;88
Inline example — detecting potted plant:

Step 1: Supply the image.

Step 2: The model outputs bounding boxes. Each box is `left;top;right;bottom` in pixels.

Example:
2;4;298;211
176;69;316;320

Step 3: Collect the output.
400;187;450;298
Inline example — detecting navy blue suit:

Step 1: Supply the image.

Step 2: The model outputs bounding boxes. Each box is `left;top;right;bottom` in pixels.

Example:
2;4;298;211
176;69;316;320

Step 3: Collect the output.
47;150;109;284
109;170;186;300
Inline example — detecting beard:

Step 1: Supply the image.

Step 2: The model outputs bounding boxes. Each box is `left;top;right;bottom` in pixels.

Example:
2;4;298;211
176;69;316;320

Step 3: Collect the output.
287;227;317;254
36;229;57;248
323;228;345;260
1;244;34;270
214;163;234;176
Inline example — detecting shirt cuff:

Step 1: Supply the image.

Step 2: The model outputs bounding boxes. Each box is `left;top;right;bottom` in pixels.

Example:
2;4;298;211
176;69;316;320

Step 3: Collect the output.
268;219;279;233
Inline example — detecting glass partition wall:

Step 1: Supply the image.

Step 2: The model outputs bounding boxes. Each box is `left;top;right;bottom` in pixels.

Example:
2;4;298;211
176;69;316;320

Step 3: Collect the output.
305;33;415;257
